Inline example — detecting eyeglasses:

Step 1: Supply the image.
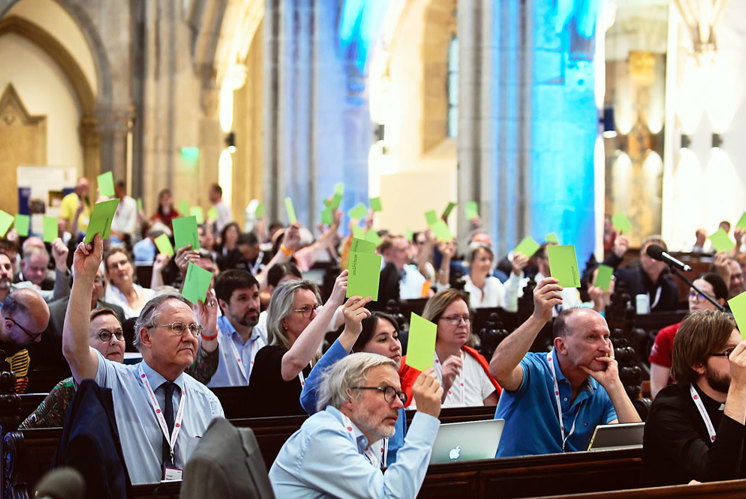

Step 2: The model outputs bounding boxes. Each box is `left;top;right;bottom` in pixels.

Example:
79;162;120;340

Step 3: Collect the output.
711;348;735;358
96;328;125;343
292;305;320;317
440;315;471;325
688;290;714;302
149;321;203;338
351;385;407;405
6;316;43;341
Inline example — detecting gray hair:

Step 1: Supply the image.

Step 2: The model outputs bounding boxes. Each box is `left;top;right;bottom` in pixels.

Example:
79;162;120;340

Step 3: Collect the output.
266;280;321;350
132;293;192;352
317;353;398;412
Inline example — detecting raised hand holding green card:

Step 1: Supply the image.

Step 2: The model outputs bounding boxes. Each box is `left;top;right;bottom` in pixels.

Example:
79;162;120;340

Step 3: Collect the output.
85;199;120;244
709;228;736;253
346;251;382;301
611;213;632;234
441;202;457;220
545;233;559;244
425;210;438;227
514;236;540;258
370;197;383;212
173;216;200;251
546;245;581;288
351;237;376;254
349;203;368;220
284;197;297;224
729;291;746;340
154;234;175;256
405;313;437;371
465;201;479;220
364;229;382;247
594;264;614;291
189;206;205;224
737;212;746;230
182;262;212;304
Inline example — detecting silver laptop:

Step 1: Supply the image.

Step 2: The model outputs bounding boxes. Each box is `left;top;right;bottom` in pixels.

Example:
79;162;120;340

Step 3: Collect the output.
587;422;645;451
429;419;504;464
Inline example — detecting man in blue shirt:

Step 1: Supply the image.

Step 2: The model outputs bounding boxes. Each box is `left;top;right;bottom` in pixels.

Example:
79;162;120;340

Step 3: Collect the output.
490;278;640;457
208;269;265;387
270;353;442;498
62;234;224;484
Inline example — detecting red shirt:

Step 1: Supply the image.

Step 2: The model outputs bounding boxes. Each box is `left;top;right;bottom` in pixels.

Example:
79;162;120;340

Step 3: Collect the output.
648;322;682;368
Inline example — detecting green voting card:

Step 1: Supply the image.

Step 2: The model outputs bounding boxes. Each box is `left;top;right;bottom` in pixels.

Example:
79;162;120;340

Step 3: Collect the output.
514;236;540;258
179;200;190;215
729;291;746;340
189;206;205;225
207;206;218;221
321;208;333;226
425;210;438;227
709;228;736;253
441;202;457;220
595;264;614;291
346;251;382;301
545;232;559;244
84;199;120;244
137;198;144;213
431;220;453;241
284;197;297;224
43;216;58;243
737;212;746;230
546;245;581;288
0;210;13;237
14;214;29;237
370;197;383;212
255;202;265;218
365;229;382;247
97;171;115;198
352;225;365;239
405;227;413;243
335;182;344;194
611;213;632;234
351;237;376;254
349;203;368;220
154;234;175;256
405;312;437;372
465;201;479;220
182;262;212;304
330;192;343;210
173;216;199;251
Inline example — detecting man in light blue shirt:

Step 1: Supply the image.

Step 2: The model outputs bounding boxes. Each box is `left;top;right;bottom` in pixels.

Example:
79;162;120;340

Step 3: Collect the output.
208;269;265;387
270;353;442;498
489;279;641;457
63;234;224;484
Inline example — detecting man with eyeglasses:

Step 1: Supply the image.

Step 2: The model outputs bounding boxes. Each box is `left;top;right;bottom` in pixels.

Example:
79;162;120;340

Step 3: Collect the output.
642;310;746;486
0;288;50;393
270;353;443;498
490;279;640;457
62;234;223;484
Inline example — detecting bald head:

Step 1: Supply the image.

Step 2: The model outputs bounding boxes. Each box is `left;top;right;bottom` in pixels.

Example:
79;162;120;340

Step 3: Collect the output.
1;288;50;345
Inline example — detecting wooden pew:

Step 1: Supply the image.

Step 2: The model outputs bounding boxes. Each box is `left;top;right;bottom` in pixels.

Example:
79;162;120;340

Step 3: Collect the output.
540;478;746;498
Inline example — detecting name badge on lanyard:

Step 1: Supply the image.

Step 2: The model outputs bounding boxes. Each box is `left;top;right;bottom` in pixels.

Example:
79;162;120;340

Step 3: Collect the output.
546;350;583;452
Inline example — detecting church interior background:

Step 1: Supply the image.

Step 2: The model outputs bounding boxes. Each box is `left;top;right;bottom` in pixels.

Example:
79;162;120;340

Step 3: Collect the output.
1;0;744;264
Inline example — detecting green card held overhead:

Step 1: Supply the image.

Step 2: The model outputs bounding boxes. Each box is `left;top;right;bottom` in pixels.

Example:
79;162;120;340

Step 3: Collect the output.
97;171;115;198
465;201;479;220
431;220;453;242
595;264;614;291
514;236;540;258
284;197;297;224
364;229;382;246
254;202;265;218
370;197;383;212
349;203;368;220
441;202;457;220
154;234;175;256
425;210;438;227
182;262;213;304
207;206;218;221
330;192;343;210
14;214;30;237
737;212;746;230
346;251;382;301
42;216;58;243
405;313;437;372
172;216;200;251
179;200;190;215
351;237;376;254
0;210;13;237
352;225;366;239
405;227;413;243
189;206;205;225
709;228;736;253
84;199;120;244
611;213;632;234
547;245;581;288
729;291;746;340
321;208;333;226
335;182;344;194
137;197;144;213
545;232;559;244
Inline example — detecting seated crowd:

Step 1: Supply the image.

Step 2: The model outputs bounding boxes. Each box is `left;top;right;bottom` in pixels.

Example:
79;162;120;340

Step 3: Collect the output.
0;176;745;497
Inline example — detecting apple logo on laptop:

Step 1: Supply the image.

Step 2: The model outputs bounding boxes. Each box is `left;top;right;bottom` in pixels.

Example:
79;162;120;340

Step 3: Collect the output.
448;445;461;461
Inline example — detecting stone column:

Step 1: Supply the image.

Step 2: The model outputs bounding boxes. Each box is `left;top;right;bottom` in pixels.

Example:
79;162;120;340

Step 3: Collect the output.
95;106;133;180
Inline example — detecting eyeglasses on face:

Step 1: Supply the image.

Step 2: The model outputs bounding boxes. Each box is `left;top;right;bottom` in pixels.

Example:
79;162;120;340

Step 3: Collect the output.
96;328;125;343
688;290;714;302
440;315;471;325
292;305;320;317
351;385;407;405
710;347;735;358
149;321;203;338
6;316;43;341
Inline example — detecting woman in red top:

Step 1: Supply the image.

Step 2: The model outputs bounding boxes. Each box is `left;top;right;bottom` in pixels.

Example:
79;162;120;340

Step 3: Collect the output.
149;188;180;230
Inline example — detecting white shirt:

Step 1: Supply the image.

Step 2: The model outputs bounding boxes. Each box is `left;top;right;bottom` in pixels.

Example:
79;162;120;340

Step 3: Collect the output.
399;264;427;300
111;195;138;236
214;201;233;233
463;274;519;311
410;351;496;409
104;283;156;319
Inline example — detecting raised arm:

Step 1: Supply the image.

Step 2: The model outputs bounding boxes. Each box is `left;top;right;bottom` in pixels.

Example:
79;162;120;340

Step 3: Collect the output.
62;234;103;382
150;253;170;288
256;223;300;291
489;278;562;391
51;238;71;301
280;270;348;381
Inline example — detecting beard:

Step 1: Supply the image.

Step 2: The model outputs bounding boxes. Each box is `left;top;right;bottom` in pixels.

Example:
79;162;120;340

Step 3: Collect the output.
353;411;397;444
706;367;731;394
232;309;259;328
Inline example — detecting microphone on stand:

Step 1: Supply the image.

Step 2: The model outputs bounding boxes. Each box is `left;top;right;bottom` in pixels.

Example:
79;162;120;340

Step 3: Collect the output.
645;244;692;272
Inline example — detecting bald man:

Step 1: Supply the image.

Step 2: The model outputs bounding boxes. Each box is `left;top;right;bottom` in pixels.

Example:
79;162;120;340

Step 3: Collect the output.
0;288;50;393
